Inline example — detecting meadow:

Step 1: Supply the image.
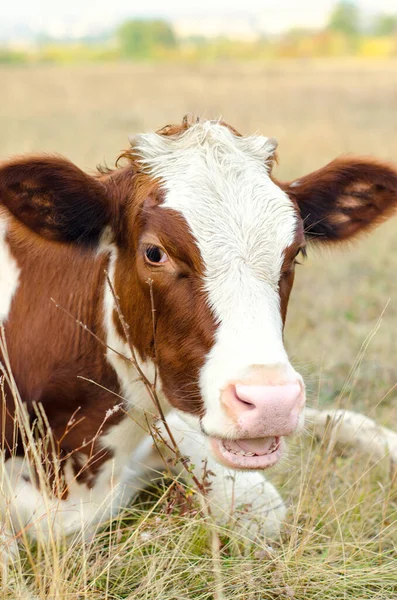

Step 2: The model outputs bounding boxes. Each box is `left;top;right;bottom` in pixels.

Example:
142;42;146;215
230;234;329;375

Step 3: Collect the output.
1;60;396;599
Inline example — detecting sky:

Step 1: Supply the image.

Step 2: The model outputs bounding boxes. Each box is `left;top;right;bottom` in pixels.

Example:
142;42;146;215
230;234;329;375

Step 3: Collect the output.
2;0;397;39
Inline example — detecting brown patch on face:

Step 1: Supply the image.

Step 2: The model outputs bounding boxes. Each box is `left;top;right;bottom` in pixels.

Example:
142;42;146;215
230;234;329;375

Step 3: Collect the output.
279;214;306;326
113;172;218;416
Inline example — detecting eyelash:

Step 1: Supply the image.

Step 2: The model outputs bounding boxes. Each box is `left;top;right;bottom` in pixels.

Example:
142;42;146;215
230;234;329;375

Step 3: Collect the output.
294;247;307;265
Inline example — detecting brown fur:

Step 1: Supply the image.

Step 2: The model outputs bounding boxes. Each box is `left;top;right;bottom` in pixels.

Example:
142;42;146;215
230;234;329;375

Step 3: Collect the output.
1;219;123;491
278;157;397;243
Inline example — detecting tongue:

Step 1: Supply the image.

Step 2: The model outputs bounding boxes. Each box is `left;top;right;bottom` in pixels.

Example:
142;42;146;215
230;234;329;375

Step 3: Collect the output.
227;437;276;456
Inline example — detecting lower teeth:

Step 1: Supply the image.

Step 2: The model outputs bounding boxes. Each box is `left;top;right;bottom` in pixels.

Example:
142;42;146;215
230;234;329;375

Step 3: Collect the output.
224;439;279;457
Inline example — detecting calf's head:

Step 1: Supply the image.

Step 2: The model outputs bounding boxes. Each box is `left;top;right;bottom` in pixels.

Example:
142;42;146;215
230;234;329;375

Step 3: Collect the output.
1;120;396;470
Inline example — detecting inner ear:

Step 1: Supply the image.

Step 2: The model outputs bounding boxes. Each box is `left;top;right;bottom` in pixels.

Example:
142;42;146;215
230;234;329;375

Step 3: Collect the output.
340;180;387;205
327;181;390;238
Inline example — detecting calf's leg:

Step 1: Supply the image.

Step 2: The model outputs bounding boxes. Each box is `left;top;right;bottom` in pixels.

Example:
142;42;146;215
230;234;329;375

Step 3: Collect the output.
306;407;397;466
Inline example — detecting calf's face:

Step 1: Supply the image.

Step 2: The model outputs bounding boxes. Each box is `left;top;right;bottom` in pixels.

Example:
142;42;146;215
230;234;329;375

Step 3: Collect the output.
1;120;396;470
122;124;306;470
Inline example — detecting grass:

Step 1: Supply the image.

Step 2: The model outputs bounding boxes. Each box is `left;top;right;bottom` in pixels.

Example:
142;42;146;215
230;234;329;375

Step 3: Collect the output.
1;60;396;599
3;430;396;599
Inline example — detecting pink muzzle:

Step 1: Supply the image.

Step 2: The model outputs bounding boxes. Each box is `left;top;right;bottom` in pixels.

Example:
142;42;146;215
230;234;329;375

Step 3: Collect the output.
228;381;305;437
209;379;305;470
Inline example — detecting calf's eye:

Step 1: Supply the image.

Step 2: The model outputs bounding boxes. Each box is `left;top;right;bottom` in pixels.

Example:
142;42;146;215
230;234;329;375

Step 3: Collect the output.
144;245;168;265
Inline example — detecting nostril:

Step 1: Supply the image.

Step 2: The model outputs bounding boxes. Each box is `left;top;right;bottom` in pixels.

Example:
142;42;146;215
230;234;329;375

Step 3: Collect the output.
235;381;302;410
234;385;256;409
221;379;305;435
238;397;255;408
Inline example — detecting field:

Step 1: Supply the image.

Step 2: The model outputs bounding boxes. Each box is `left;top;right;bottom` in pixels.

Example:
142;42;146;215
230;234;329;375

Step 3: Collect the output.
1;60;397;599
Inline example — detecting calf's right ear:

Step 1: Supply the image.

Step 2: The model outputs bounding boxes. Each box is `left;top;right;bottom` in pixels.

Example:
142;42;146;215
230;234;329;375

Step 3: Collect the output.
0;155;121;245
282;157;397;244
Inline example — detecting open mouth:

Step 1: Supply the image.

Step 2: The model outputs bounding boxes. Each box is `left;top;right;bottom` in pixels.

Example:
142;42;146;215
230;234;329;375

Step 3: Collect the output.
209;435;283;470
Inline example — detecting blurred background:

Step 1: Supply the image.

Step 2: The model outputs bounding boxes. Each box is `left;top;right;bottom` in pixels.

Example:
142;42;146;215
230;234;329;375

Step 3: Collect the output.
1;0;396;418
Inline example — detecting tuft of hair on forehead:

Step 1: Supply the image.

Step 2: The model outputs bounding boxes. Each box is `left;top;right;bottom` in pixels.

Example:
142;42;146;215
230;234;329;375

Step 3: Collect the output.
123;116;278;175
156;115;243;139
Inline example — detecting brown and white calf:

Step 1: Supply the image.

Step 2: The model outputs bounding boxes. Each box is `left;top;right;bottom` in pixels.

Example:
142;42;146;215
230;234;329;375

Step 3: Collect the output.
1;119;397;552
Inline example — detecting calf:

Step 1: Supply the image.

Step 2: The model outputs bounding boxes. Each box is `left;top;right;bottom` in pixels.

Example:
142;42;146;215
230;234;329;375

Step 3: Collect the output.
0;119;396;552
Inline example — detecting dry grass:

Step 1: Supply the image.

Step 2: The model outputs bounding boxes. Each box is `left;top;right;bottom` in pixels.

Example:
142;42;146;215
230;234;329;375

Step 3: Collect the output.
1;60;396;599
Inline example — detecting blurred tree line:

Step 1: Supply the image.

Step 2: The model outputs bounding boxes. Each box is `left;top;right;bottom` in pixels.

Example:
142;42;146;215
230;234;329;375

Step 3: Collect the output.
117;20;176;58
114;0;397;59
328;1;397;36
1;0;397;64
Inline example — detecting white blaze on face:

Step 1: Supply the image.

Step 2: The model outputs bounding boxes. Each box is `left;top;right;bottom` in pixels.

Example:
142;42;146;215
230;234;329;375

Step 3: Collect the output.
134;122;299;436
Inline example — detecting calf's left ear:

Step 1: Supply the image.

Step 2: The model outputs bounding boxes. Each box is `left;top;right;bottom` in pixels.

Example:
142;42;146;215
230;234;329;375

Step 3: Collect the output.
282;157;397;243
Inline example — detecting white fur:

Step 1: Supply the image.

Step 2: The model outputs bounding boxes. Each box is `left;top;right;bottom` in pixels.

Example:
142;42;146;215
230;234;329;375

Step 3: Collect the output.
134;121;300;436
0;212;20;322
164;412;286;539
